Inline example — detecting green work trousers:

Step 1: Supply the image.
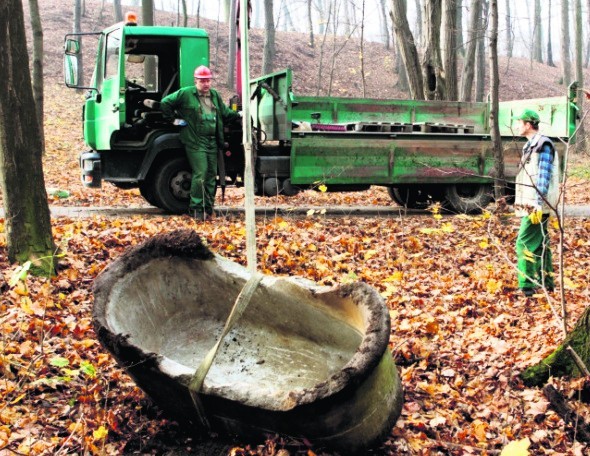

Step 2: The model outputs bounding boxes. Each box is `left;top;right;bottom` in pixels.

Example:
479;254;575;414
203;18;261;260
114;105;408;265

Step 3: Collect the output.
186;146;217;215
515;215;554;290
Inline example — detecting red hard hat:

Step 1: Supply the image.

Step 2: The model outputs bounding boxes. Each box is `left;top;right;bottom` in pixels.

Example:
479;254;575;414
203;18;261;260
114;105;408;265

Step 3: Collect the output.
194;65;212;79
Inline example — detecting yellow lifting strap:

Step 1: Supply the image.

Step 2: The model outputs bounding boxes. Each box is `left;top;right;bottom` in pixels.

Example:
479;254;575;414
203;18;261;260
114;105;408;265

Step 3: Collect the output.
188;272;263;429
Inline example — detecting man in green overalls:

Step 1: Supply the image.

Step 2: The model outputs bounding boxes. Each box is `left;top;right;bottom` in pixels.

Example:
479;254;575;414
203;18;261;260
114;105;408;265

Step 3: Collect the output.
158;65;241;220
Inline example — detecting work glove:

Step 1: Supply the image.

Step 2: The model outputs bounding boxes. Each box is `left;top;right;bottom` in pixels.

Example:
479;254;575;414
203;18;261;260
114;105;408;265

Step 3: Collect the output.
142;99;161;110
528;207;543;224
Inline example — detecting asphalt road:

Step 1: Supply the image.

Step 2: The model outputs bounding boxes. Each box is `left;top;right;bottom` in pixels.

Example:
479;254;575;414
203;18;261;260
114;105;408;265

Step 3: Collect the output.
32;204;590;218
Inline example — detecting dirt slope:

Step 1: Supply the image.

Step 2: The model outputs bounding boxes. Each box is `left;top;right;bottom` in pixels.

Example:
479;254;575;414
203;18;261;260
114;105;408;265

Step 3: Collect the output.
28;0;589;100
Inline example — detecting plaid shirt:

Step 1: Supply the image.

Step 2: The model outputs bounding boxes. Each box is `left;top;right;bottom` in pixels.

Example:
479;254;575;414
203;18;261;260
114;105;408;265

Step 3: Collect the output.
534;143;554;207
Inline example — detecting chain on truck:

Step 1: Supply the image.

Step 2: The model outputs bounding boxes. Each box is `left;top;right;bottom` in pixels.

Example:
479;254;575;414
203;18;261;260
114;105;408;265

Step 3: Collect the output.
64;12;580;214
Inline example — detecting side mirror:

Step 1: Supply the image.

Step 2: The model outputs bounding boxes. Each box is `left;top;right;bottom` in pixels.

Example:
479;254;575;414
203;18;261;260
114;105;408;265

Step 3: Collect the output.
64;54;79;87
64;38;80;55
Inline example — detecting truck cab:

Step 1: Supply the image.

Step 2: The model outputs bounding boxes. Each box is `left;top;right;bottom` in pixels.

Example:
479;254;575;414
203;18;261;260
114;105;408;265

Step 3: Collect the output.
64;14;243;213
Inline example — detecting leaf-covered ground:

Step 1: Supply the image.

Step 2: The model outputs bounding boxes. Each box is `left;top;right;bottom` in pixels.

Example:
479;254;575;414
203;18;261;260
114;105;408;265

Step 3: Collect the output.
2;211;590;455
4;43;590;456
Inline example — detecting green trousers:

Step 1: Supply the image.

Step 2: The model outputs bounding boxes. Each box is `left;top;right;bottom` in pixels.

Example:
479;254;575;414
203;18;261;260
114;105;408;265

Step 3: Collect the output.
186;146;217;215
515;215;554;290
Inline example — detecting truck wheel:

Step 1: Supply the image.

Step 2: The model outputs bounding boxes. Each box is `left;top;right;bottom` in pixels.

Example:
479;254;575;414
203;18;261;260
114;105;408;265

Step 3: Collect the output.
254;177;263;196
387;186;431;209
111;182;137;190
263;177;282;196
152;156;192;213
282;178;301;196
139;178;159;207
444;183;493;214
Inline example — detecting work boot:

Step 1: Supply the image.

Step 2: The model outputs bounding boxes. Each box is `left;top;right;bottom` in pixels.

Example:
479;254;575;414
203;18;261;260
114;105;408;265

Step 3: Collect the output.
189;209;206;221
521;288;537;297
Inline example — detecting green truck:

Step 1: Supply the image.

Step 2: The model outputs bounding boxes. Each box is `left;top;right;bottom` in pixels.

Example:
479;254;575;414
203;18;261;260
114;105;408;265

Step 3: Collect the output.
64;16;579;214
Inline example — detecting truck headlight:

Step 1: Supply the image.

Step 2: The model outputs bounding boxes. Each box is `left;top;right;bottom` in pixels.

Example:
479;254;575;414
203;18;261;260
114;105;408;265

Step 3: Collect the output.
83;159;95;171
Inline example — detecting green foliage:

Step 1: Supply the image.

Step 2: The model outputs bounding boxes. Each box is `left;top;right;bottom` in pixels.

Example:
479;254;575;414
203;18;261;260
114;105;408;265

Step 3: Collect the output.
37;357;98;387
570;165;590;180
9;261;32;286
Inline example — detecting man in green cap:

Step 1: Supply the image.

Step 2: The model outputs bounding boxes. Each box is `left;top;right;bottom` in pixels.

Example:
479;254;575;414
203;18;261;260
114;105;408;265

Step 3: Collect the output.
513;108;560;297
145;65;241;220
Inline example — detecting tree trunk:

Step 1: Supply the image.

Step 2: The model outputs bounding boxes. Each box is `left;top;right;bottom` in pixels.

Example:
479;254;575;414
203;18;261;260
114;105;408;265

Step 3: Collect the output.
360;0;367;97
181;0;187;27
504;0;513;57
228;0;237;88
456;0;464;55
223;0;231;22
475;0;486;102
587;0;590;67
308;0;315;47
543;385;590;443
421;0;445;100
262;0;275;75
73;0;84;87
0;0;56;275
281;1;294;31
533;0;543;63
328;23;356;96
574;0;585;149
392;26;410;92
489;0;504;201
29;0;45;153
113;0;123;22
561;0;572;86
315;2;332;95
442;0;458;100
142;0;157;88
521;306;590;386
380;0;391;49
142;0;154;24
415;0;423;47
395;46;410;92
547;0;555;66
390;0;424;99
459;0;482;101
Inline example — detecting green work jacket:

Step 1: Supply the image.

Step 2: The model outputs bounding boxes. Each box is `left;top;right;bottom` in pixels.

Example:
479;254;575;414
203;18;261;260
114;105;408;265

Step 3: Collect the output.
160;86;240;151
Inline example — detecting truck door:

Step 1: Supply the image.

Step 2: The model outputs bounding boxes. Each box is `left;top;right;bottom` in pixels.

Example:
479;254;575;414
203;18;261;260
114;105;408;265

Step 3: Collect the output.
86;27;126;151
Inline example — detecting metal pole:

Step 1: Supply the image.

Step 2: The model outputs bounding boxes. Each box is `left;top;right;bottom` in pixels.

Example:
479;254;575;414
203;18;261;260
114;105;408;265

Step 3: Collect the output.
239;0;257;273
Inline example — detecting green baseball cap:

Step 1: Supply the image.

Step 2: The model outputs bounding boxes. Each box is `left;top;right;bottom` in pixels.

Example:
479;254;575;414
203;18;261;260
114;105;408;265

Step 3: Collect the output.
513;109;540;123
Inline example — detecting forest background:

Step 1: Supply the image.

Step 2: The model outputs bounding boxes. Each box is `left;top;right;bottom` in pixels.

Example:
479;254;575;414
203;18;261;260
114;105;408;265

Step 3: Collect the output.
2;0;590;454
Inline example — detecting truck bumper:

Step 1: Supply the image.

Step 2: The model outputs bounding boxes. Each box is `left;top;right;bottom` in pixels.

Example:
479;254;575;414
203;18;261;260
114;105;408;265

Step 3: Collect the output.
79;151;102;188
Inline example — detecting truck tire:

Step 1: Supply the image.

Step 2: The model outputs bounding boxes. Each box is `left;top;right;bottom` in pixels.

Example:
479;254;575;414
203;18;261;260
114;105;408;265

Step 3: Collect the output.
263;177;282;196
444;183;493;214
282;178;301;196
139;177;160;207
387;186;431;209
152;156;192;213
111;182;137;190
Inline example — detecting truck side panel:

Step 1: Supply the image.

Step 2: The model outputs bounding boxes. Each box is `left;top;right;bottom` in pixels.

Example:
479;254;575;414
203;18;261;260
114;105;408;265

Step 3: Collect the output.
291;135;521;185
291;137;395;184
292;98;489;134
498;94;576;139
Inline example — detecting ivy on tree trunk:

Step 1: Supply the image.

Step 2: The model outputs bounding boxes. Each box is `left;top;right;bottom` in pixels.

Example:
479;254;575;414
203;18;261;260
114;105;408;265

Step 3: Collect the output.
0;0;56;276
521;306;590;386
